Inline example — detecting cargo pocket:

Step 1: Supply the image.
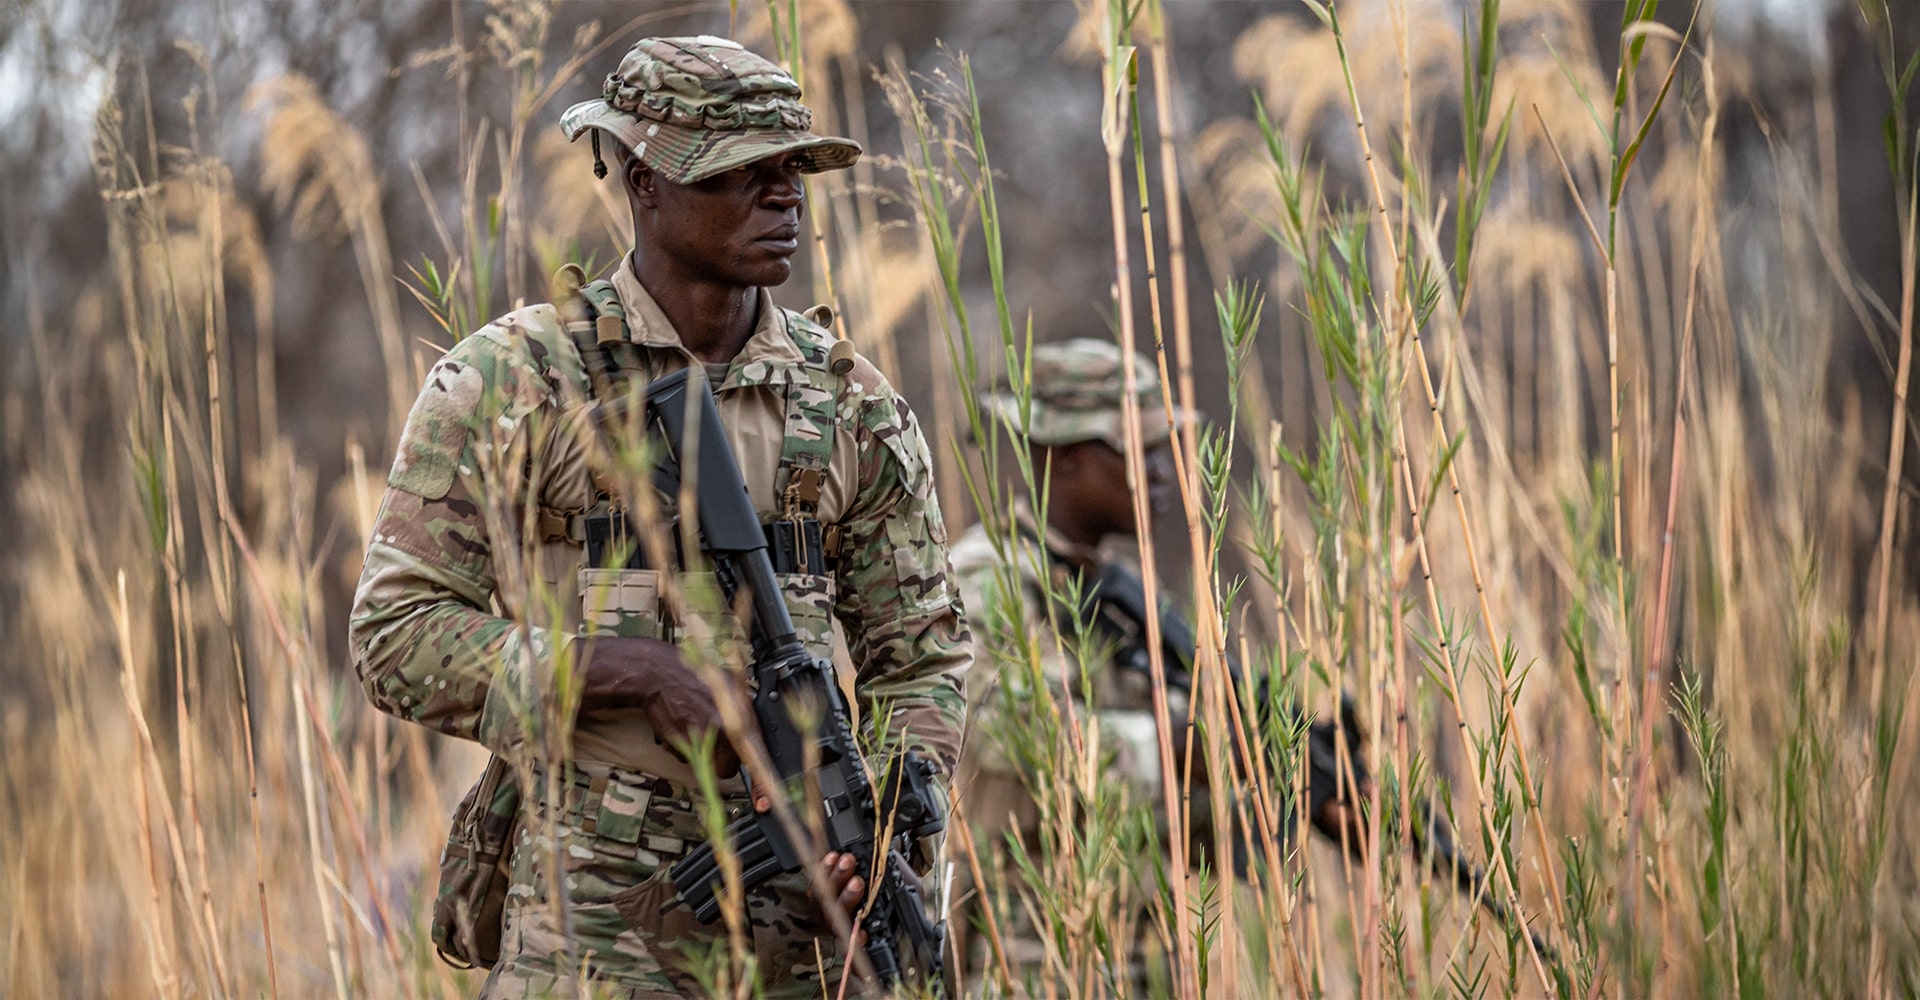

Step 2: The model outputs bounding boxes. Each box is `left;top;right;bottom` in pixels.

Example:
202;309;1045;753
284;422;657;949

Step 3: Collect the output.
883;513;948;606
607;869;708;966
745;868;842;990
604;793;732;991
580;567;664;640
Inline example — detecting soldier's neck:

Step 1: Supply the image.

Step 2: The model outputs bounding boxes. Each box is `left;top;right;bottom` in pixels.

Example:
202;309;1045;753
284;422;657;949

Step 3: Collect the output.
630;257;760;365
1043;505;1108;561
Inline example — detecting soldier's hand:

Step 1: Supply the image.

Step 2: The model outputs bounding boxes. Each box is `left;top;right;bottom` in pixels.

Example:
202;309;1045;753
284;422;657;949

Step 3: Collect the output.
822;850;868;924
1313;797;1370;860
581;637;748;778
744;793;871;927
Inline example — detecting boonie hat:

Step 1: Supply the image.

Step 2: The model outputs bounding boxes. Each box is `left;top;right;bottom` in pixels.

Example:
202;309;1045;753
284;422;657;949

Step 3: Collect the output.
980;339;1197;452
560;35;861;184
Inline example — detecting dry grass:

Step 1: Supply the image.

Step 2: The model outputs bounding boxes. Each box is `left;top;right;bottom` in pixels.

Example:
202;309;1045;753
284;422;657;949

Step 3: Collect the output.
5;0;1920;997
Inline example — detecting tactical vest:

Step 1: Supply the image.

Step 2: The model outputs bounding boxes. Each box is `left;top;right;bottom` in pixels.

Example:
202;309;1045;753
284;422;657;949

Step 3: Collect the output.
557;274;845;661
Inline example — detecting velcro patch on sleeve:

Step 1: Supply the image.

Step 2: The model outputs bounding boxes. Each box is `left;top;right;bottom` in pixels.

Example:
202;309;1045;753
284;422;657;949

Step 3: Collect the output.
389;355;485;500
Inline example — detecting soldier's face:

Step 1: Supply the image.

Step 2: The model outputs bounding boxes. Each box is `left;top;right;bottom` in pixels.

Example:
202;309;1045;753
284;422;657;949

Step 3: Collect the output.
1062;438;1175;538
630;152;807;288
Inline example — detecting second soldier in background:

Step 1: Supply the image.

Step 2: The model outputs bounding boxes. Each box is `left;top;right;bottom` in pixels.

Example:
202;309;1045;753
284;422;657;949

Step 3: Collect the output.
950;339;1368;988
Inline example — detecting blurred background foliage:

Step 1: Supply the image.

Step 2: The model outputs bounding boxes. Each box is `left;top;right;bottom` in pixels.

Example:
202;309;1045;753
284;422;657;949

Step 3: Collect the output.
4;0;1916;642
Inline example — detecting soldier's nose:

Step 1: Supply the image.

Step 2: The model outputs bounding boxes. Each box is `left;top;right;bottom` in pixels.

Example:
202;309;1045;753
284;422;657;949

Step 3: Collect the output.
764;169;804;209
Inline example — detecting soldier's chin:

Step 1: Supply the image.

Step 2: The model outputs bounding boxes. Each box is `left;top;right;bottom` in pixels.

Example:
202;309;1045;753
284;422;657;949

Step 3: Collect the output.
738;253;795;287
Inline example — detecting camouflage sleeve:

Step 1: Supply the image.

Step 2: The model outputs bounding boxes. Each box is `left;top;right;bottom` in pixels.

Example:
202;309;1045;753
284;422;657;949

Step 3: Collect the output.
947;526;1076;761
348;328;561;756
948;527;1059;691
832;371;971;775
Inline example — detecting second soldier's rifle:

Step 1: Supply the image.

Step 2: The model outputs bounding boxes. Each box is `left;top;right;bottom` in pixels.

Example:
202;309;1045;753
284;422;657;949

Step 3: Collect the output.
1073;559;1557;965
627;368;946;993
1052;556;1369;837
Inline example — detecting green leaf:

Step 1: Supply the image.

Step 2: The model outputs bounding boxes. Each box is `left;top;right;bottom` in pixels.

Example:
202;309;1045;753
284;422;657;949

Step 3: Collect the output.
1425;430;1466;511
1886;113;1902;181
1100;45;1138;155
1545;39;1610;150
1612;16;1693;207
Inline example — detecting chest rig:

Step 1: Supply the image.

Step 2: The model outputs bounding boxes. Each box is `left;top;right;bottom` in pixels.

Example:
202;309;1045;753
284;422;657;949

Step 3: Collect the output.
556;270;844;643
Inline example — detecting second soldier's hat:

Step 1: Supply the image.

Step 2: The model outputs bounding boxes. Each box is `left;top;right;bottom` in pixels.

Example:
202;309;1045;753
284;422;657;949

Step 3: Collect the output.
981;339;1196;452
560;35;861;184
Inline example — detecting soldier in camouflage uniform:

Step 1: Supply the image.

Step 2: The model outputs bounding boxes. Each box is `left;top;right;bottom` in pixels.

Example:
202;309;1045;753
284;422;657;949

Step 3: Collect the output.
951;339;1183;819
947;339;1186;979
951;341;1370;986
349;35;969;999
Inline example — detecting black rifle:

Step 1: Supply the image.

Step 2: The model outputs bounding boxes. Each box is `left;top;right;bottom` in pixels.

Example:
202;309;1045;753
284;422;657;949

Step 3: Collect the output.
1079;561;1557;964
1068;558;1370;836
1410;798;1559;965
633;369;947;992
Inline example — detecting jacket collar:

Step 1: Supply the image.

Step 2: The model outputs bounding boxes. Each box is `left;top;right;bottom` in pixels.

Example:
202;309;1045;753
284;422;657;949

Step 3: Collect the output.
610;252;806;387
1006;498;1102;571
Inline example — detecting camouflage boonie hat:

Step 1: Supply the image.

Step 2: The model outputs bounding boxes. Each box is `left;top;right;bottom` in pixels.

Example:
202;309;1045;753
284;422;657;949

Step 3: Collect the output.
560;35;861;184
981;339;1196;452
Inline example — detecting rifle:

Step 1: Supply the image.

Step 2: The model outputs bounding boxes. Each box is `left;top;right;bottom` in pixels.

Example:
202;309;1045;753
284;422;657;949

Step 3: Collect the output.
1411;798;1559;965
632;368;947;992
1069;558;1370;837
1079;561;1558;965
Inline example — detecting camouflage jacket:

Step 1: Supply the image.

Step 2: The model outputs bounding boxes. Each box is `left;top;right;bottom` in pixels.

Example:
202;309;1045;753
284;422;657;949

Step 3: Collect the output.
349;256;969;787
949;502;1181;785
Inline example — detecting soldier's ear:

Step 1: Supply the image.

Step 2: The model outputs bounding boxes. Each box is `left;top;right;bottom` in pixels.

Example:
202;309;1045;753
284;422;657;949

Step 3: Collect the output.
626;158;658;207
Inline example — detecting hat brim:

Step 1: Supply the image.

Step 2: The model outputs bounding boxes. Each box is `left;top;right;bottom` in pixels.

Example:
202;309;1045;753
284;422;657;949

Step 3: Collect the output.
561;99;861;184
980;393;1199;452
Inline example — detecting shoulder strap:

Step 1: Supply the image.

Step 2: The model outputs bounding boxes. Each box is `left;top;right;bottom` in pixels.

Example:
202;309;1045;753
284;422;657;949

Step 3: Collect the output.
563;277;641;401
578;278;628;346
552;272;634;519
560;285;839;524
774;308;840;521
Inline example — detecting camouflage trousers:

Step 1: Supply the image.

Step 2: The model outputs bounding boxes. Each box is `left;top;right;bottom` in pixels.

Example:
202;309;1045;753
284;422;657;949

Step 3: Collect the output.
480;764;845;999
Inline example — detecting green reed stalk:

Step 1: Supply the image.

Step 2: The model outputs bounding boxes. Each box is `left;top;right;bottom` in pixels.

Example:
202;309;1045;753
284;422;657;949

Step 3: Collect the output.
1867;0;1920;721
1130;4;1236;990
1137;18;1258;995
1287;1;1559;989
1863;6;1920;991
1607;10;1692;975
1642;48;1717;982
